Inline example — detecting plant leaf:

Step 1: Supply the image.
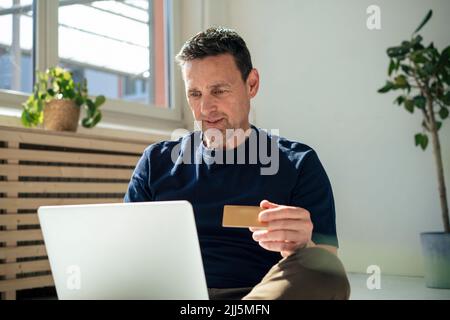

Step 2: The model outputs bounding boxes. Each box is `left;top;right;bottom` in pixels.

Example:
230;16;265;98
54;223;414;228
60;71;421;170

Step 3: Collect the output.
394;95;405;106
394;75;409;88
439;107;449;119
414;133;428;150
21;110;32;127
63;71;71;81
404;99;414;113
421;134;429;150
415;133;423;148
413;95;426;109
442;92;450;105
411;35;423;46
387;46;409;58
378;81;394;93
435;46;450;74
400;64;412;75
75;96;84;106
86;99;95;110
413;10;432;34
82;111;102;128
66;89;75;99
91;112;102;126
81;118;92;128
388;59;395;76
94;95;106;107
411;51;428;64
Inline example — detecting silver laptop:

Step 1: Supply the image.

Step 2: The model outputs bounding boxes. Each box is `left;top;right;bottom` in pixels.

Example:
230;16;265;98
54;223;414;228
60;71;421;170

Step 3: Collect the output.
38;200;208;300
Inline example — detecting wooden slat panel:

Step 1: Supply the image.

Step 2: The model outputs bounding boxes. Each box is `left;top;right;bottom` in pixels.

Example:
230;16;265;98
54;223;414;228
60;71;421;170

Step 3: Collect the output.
0;127;149;154
0;245;47;260
0;214;39;226
0;230;43;242
0;149;140;166
0;164;134;179
0;260;51;276
0;126;155;298
0;181;129;193
0;275;54;292
1;198;124;210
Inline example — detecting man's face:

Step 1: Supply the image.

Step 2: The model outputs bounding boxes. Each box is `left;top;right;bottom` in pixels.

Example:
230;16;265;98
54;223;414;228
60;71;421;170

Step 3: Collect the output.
181;53;259;134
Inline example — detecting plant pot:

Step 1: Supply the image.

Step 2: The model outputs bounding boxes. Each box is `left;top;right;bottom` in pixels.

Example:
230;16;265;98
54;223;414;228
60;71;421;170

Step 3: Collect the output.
420;232;450;289
43;99;80;132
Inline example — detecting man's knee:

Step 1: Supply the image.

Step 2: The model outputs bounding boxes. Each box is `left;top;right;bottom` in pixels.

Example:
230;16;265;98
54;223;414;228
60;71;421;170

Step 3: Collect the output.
278;247;351;300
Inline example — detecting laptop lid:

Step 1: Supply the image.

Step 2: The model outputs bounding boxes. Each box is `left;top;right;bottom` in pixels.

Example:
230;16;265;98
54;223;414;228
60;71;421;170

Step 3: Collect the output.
38;200;208;300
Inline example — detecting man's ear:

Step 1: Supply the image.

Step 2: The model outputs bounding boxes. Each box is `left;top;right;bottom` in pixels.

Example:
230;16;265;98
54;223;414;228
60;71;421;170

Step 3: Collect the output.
246;68;259;98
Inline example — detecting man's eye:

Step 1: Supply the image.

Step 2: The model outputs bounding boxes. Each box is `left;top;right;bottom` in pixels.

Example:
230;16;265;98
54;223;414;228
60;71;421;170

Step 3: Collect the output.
213;90;226;95
189;92;201;98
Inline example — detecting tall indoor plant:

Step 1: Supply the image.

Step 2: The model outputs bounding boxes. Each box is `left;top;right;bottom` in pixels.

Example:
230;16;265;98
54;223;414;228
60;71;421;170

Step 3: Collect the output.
378;10;450;288
21;67;105;132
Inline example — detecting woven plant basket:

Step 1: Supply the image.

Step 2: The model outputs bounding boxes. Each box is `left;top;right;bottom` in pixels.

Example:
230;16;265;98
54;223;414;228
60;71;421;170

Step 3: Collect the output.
43;99;80;132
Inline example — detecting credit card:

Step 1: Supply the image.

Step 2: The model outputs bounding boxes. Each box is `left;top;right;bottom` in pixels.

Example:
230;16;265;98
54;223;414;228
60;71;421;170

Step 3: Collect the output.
222;205;268;228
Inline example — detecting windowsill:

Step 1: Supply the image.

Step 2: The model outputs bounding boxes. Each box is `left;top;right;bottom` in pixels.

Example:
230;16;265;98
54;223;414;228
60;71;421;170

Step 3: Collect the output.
0;106;177;143
0;89;186;142
0;88;182;120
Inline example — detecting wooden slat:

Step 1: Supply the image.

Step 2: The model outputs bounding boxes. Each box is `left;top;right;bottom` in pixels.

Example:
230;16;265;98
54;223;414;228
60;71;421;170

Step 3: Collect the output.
0;164;134;179
0;127;149;154
0;245;47;260
0;260;51;276
3;140;18;300
1;198;124;210
0;181;129;193
0;214;39;226
0;230;43;242
0;149;140;166
0;275;54;292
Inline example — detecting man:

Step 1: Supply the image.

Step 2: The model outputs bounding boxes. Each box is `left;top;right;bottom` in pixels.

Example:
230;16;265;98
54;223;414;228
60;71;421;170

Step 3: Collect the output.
124;27;350;300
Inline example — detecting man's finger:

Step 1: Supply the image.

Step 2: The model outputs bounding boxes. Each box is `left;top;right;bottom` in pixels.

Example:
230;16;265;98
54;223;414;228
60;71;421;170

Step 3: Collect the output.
253;229;301;242
258;241;299;253
259;206;309;222
260;199;279;209
267;219;304;231
249;226;266;232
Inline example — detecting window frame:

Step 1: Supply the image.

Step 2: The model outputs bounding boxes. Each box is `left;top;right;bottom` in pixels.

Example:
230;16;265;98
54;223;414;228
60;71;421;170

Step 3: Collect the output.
0;0;184;127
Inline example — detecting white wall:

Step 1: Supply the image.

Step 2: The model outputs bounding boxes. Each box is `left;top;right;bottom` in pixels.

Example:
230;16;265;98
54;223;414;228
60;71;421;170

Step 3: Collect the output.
202;0;450;276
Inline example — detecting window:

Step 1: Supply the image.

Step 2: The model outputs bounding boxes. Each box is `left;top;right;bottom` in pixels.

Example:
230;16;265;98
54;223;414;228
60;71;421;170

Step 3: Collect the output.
0;0;34;93
0;0;180;125
58;0;171;107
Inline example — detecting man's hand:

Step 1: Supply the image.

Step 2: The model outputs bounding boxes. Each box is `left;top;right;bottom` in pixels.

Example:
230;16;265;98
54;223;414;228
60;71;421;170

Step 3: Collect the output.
249;200;314;258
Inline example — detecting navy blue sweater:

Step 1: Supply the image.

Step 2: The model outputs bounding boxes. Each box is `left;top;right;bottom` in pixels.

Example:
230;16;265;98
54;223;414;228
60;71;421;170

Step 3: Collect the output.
124;125;338;288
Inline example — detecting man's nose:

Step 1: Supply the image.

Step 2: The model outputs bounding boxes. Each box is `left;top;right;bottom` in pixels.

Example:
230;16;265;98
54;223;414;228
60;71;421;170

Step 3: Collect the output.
200;94;217;114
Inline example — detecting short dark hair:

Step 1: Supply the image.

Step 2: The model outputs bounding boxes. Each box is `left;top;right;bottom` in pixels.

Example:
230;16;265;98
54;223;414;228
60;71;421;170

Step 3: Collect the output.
175;27;253;81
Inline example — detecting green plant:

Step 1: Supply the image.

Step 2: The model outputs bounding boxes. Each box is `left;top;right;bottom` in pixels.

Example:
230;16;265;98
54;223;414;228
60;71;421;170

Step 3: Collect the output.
21;67;106;128
378;10;450;232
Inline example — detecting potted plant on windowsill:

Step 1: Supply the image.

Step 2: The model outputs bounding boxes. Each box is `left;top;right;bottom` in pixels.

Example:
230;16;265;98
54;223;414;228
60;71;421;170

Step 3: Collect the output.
378;10;450;288
21;67;106;132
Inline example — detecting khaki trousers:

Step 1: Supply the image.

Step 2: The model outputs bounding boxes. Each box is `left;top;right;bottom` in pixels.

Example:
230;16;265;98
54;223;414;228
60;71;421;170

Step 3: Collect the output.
207;247;350;300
